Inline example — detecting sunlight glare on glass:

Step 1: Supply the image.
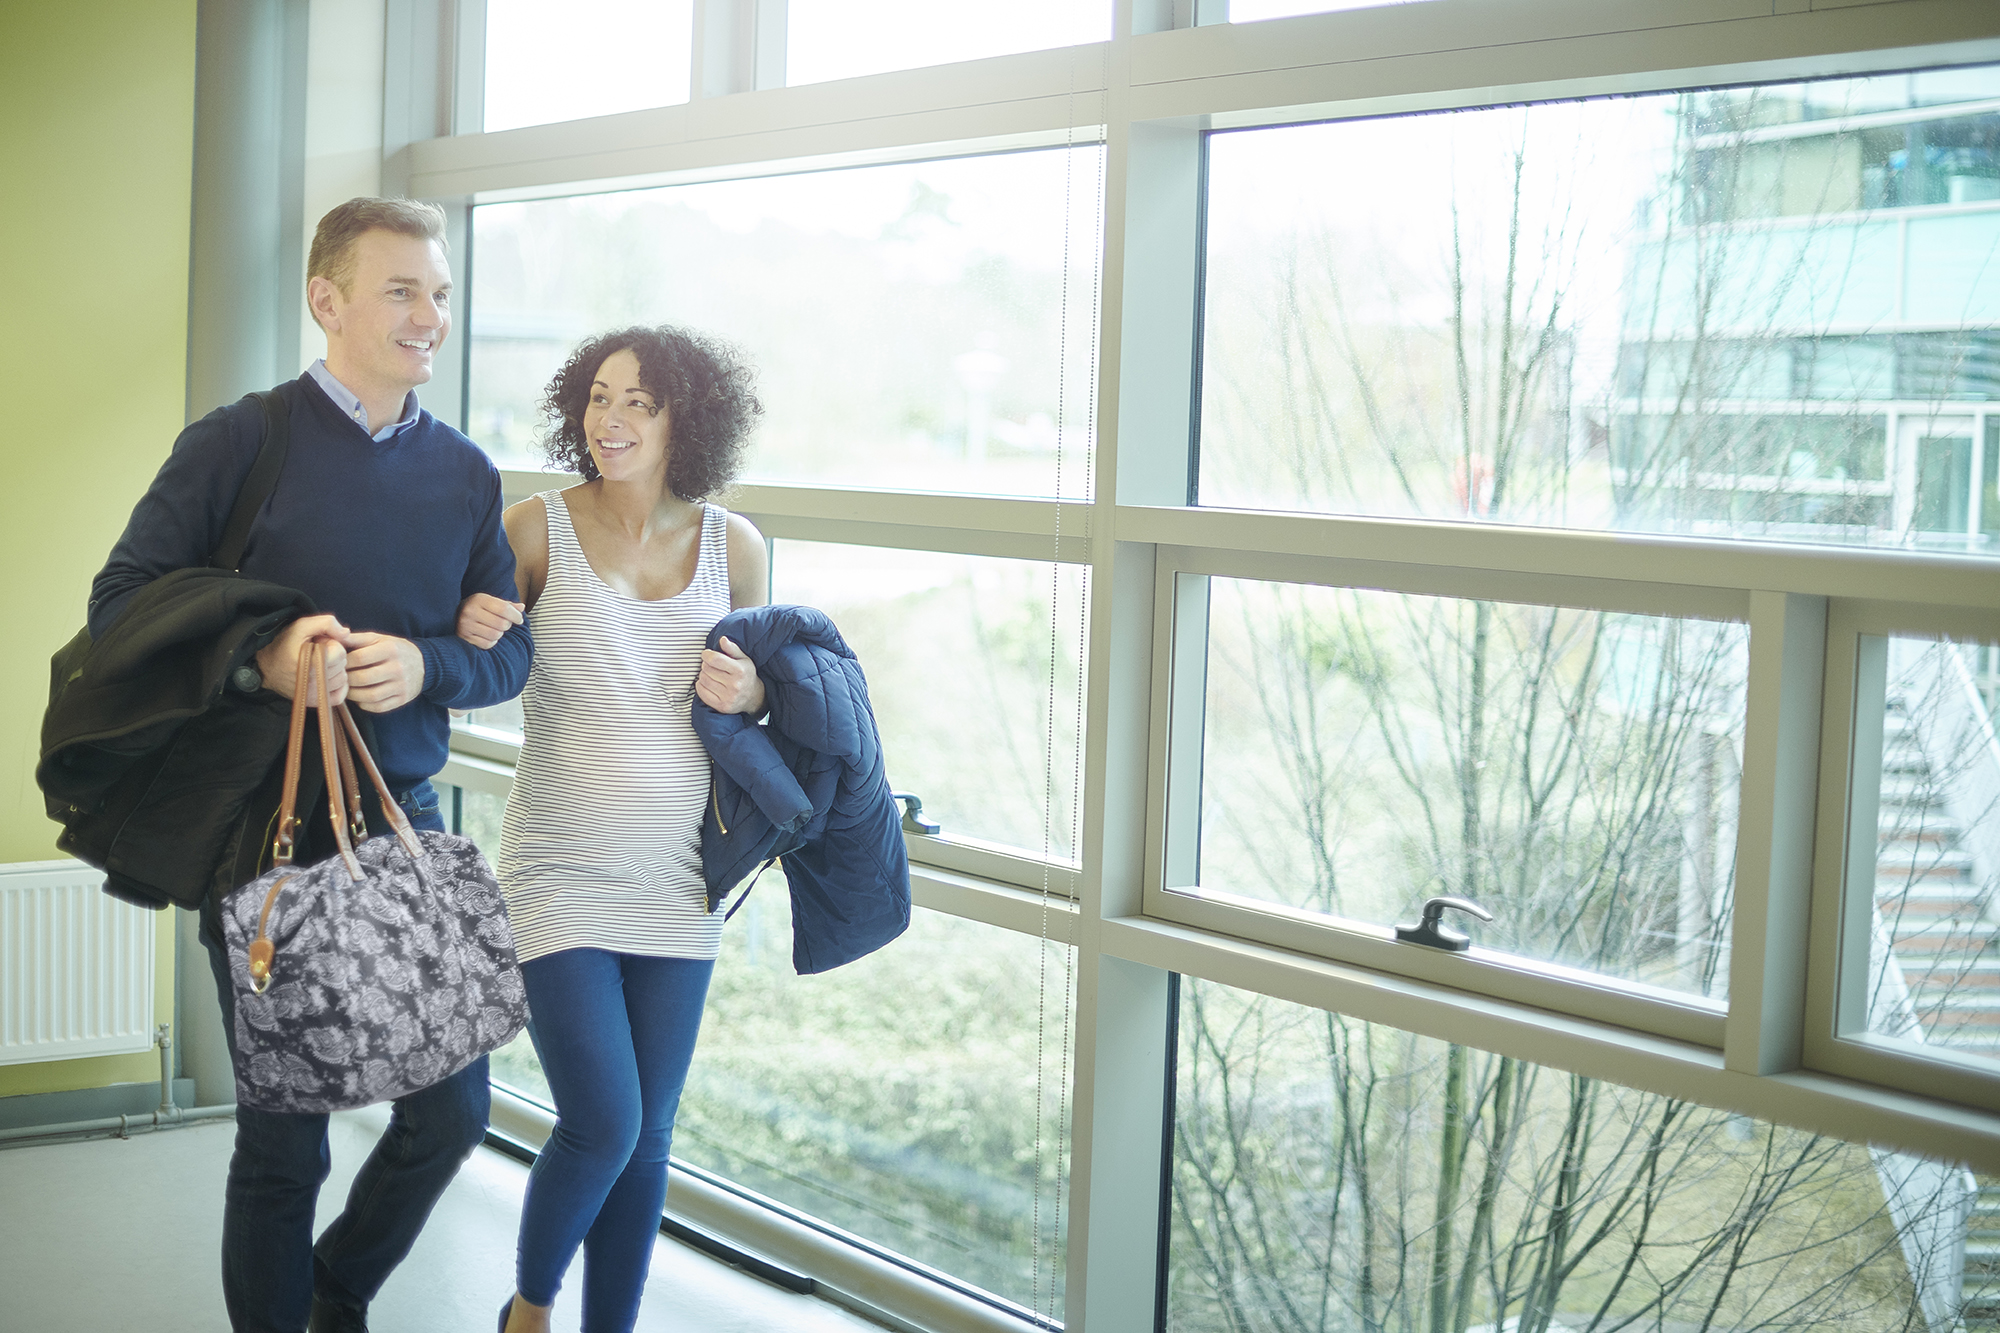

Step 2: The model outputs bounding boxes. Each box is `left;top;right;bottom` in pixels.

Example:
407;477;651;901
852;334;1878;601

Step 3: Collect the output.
483;0;692;133
786;0;1111;86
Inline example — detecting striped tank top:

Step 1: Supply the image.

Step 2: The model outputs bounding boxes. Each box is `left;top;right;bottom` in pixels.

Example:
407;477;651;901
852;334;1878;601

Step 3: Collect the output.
497;489;727;964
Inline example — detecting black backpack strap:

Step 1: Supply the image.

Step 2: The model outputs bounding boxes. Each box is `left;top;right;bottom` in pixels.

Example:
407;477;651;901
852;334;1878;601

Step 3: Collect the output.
210;383;293;571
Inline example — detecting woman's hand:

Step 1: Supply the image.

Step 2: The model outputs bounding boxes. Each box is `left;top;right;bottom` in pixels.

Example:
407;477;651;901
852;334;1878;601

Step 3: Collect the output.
457;592;526;649
697;636;765;715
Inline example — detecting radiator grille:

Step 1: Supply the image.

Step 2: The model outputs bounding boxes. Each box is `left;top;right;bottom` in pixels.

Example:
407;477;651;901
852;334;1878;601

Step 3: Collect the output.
0;860;157;1065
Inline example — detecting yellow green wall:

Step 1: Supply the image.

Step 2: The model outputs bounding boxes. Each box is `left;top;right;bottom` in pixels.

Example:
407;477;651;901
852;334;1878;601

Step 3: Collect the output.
0;1;199;1097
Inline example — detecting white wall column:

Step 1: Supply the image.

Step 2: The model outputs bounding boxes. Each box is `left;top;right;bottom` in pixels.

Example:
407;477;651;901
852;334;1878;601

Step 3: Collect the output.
181;0;312;1107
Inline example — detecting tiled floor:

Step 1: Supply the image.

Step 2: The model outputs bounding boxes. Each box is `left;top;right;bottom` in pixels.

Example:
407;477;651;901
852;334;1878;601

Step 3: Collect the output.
0;1106;886;1332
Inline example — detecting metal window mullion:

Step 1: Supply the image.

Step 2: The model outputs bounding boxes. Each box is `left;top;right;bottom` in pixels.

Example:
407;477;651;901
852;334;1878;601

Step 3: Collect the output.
1839;633;1889;1040
452;0;485;134
1116;503;2000;609
693;0;782;98
382;0;461;191
1157;541;1749;623
1970;412;1987;536
1067;538;1175;1333
1805;614;1863;1072
752;0;787;91
1724;590;1828;1076
691;0;737;98
1130;0;1229;35
1101;913;2000;1172
1064;67;1208;1332
1156;570;1209;894
430;196;471;433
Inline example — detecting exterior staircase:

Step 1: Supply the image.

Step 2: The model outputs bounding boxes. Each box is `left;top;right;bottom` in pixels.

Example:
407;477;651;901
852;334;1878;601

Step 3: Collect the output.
1969;1177;2000;1332
1877;689;2000;1331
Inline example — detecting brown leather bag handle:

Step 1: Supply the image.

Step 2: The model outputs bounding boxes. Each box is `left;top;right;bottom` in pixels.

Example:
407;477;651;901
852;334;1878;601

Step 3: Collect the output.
312;647;362;880
272;638;355;871
327;698;367;846
250;639;356;992
335;703;425;859
246;639;430;992
271;641;316;867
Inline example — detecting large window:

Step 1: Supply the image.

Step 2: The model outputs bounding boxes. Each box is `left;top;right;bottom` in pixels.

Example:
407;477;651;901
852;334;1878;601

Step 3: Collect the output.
1190;577;1747;999
404;4;2000;1330
468;149;1102;496
772;541;1085;860
1169;977;1990;1332
1198;69;2000;554
679;900;1072;1312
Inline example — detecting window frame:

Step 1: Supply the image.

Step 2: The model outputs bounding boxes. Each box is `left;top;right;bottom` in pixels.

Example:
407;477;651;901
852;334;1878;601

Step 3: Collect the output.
1142;540;1752;1049
1807;596;2000;1109
378;1;2000;1326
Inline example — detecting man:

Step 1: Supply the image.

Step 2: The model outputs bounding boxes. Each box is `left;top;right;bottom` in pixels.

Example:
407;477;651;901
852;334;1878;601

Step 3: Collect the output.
89;197;532;1333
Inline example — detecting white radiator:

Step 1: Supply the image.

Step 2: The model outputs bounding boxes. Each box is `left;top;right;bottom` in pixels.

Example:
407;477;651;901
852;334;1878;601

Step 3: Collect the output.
0;860;157;1066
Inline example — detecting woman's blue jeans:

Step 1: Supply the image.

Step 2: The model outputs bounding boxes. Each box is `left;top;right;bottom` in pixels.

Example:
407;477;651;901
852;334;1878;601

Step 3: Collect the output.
516;948;714;1332
198;781;489;1333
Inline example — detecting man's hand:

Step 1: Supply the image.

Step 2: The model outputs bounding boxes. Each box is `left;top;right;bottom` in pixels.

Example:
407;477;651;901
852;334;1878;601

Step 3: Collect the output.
343;632;426;712
457;592;525;649
696;636;765;715
255;614;351;704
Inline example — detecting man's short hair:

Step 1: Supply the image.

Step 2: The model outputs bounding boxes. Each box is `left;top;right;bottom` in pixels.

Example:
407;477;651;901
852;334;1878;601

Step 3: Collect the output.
307;197;449;302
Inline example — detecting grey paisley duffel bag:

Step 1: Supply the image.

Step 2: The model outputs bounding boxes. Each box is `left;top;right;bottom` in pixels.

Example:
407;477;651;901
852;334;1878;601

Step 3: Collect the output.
221;642;526;1114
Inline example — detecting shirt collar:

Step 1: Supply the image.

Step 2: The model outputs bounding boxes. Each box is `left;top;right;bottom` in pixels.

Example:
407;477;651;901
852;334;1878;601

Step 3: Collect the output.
306;360;422;442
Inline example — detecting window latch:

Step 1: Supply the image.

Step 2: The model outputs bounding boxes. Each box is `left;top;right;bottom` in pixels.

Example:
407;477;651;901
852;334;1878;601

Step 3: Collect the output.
891;791;940;836
1394;895;1493;952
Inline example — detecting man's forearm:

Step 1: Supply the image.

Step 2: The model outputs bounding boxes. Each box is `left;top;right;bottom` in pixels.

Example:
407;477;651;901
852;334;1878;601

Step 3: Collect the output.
416;620;532;710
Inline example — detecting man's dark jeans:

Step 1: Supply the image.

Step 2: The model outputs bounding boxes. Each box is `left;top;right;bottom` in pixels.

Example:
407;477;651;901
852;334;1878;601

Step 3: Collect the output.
198;780;489;1333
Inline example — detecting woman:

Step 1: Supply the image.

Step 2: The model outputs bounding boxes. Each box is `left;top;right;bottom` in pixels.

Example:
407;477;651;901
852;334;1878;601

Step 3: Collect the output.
457;325;766;1333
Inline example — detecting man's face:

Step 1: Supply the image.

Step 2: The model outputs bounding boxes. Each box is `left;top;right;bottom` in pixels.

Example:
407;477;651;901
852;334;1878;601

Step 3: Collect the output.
312;229;452;398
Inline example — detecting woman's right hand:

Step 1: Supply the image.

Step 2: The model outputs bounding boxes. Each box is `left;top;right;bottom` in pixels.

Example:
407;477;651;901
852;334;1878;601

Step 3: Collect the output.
457;593;526;649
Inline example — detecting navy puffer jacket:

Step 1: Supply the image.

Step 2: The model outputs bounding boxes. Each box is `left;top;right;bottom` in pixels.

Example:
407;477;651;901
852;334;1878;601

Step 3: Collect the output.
691;604;911;974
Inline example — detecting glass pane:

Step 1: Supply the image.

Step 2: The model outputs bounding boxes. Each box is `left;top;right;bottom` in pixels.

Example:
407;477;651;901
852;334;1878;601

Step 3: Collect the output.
483;0;693;132
1194;579;1747;997
457;694;523;744
786;0;1110;86
681;902;1074;1315
1862;636;2000;1068
1169;977;1993;1331
1987;419;2000;542
478;791;1077;1312
450;785;550;1104
452;784;508;859
1199;65;2000;556
772;540;1086;862
1915;433;1974;535
469;149;1102;497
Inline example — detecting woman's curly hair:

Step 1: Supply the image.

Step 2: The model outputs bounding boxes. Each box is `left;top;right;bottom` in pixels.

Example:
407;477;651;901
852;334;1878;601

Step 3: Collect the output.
540;325;762;499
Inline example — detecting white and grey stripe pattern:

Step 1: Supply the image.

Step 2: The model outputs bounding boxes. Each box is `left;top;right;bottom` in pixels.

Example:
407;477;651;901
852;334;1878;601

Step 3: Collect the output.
497;490;728;964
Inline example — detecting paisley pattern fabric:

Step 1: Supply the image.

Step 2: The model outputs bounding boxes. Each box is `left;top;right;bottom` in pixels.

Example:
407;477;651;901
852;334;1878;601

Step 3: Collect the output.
221;829;527;1114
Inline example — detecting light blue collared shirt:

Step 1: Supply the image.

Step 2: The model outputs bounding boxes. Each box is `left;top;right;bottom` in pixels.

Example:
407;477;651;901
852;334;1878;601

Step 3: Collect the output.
306;359;423;442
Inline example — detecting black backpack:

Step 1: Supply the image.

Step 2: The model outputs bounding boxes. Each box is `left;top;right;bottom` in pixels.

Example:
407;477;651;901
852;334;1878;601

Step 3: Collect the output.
40;386;298;908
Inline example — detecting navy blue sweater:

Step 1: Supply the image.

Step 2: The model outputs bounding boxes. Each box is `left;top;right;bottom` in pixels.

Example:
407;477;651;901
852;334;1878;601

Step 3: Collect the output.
89;374;531;791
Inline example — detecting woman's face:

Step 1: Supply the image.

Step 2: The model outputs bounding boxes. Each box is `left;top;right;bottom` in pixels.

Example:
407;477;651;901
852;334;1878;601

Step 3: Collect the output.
581;347;671;483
